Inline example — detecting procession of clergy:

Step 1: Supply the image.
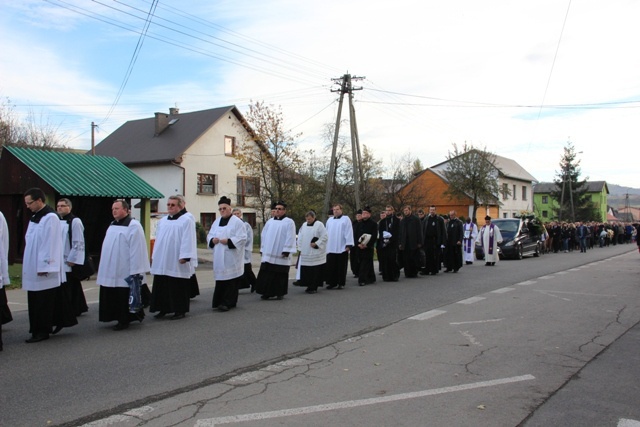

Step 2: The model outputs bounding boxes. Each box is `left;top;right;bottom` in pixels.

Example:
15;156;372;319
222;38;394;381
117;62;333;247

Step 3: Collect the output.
0;189;503;349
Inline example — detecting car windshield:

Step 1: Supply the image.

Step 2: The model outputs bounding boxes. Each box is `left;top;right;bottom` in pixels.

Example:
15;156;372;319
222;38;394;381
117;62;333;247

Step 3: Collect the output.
492;219;519;239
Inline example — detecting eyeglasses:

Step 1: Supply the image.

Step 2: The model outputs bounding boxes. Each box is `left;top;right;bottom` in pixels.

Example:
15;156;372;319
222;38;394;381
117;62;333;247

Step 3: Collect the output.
167;203;177;207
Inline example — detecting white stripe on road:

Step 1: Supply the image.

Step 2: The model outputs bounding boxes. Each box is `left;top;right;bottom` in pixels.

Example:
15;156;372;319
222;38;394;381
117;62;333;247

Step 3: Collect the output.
194;375;535;426
618;419;640;427
409;309;447;321
457;297;486;305
516;280;537;286
491;288;515;294
450;318;504;325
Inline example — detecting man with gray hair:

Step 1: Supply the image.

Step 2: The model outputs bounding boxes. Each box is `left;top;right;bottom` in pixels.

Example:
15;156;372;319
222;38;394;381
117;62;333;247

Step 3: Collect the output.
232;208;256;292
150;195;198;320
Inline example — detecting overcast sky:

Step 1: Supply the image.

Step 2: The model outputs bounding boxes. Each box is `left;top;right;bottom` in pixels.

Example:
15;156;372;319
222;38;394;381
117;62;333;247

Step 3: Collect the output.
1;0;638;189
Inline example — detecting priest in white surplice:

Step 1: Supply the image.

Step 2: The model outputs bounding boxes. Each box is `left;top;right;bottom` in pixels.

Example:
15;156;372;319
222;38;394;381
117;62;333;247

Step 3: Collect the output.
97;200;150;330
324;204;354;289
22;188;75;343
477;215;503;266
256;201;296;300
208;196;247;312
150;195;198;320
462;217;479;265
1;210;13;351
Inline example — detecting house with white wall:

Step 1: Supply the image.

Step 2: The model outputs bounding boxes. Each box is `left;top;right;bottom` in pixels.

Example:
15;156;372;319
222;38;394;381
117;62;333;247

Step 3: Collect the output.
94;106;261;232
430;152;537;218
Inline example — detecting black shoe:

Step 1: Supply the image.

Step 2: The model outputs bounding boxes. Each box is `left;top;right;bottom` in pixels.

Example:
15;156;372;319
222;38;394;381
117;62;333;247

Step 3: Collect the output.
305;289;317;294
292;281;302;287
154;312;167;319
358;282;366;286
260;295;270;300
453;269;459;273
485;262;491;266
170;313;185;320
51;325;63;335
338;285;344;289
218;305;229;312
444;269;452;273
25;334;49;343
326;285;337;290
276;295;284;300
113;323;129;331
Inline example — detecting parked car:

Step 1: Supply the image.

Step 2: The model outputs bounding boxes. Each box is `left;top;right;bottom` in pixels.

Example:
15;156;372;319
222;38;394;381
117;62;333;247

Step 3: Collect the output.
475;218;542;260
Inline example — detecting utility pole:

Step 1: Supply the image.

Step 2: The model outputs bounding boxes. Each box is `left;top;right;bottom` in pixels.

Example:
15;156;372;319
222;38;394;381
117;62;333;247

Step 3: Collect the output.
91;122;97;155
322;73;365;221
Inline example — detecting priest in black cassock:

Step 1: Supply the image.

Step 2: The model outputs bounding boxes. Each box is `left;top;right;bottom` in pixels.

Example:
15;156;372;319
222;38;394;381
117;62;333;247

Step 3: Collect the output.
208;196;246;311
421;205;446;276
378;205;400;282
150;195;198;320
443;210;464;273
97;200;150;331
398;205;423;278
256;201;296;300
1;210;13;351
22;188;77;343
354;206;378;286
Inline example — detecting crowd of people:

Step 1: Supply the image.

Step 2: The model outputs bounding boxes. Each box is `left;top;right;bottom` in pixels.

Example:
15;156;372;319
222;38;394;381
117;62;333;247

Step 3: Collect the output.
1;189;638;351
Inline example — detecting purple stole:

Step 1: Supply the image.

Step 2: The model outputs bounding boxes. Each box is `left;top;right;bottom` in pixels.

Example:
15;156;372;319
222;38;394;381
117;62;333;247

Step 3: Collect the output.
481;224;496;255
463;224;473;253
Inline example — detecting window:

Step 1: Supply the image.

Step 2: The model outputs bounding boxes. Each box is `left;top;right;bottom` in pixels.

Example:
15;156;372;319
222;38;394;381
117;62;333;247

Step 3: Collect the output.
542;210;548;218
522;186;527;201
200;212;216;230
236;176;260;206
197;173;217;194
224;136;236;156
243;212;257;229
512;184;517;200
502;183;509;200
503;212;509;218
542;196;548;204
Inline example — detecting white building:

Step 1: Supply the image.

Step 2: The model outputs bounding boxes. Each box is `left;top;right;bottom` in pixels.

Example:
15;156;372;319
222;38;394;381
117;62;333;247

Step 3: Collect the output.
94;106;262;232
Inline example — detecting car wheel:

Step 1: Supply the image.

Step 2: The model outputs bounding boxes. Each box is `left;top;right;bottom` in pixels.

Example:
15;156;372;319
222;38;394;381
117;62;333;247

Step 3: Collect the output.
516;245;523;260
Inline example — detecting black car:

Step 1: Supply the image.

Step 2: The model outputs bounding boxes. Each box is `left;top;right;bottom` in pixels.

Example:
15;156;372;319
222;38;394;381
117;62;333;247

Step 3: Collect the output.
475;218;543;260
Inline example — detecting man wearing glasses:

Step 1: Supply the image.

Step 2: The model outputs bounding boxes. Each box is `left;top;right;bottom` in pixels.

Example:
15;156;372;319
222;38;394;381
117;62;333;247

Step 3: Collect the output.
22;188;76;343
97;199;150;330
256;201;296;300
207;196;247;312
149;195;198;320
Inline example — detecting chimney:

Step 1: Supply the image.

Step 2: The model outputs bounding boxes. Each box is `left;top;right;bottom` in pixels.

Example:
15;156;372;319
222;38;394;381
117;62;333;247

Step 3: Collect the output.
169;107;179;115
154;112;169;136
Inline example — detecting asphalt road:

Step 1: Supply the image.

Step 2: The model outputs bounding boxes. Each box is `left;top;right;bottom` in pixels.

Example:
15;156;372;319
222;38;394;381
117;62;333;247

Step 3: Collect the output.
1;243;638;426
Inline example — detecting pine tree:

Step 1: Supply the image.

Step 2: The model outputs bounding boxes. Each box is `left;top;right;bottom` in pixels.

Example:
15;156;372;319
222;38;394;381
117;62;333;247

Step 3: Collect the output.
551;142;598;222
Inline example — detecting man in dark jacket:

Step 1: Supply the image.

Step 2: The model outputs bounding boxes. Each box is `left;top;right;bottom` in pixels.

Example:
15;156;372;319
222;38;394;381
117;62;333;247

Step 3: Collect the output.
378;205;400;282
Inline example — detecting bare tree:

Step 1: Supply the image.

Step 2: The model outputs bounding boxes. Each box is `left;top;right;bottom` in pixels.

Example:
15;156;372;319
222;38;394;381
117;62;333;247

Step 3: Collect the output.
235;100;304;224
442;142;501;221
1;97;68;149
384;152;433;211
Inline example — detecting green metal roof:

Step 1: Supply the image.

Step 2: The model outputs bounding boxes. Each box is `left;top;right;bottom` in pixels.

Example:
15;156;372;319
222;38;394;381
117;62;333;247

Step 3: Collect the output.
5;145;164;198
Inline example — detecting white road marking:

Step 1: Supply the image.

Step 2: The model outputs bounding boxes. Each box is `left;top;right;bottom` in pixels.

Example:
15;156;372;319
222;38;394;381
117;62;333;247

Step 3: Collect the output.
538;275;554;280
450;318;504;325
457;297;486;305
618;419;640;427
409;309;447;321
534;290;617;297
515;280;537;286
491;288;514;294
460;331;482;346
193;375;535;426
535;290;572;302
